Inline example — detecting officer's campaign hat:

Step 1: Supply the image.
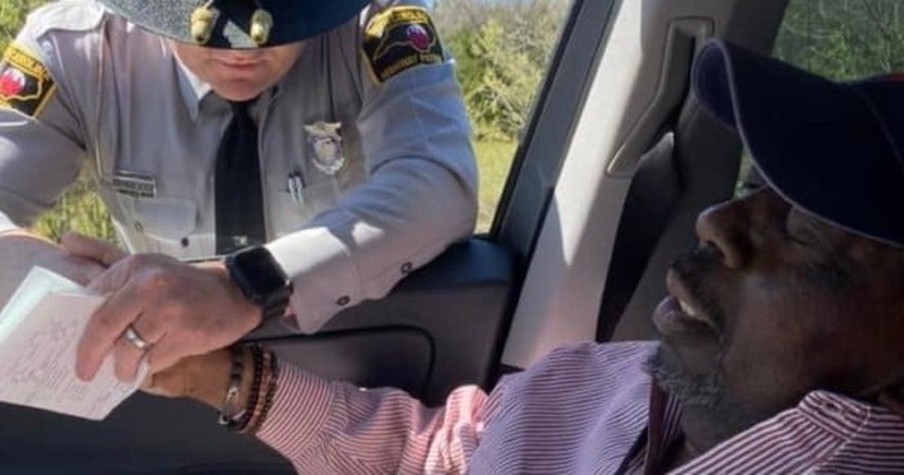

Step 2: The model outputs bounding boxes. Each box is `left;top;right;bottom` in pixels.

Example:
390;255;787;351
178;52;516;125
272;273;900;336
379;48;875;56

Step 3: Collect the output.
98;0;371;48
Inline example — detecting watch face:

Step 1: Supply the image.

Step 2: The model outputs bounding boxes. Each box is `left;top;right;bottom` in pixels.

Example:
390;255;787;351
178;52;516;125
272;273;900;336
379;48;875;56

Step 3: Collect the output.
234;247;287;295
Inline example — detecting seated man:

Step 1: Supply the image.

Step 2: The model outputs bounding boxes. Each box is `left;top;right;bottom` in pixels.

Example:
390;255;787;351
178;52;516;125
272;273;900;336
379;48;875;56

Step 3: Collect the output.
127;39;904;473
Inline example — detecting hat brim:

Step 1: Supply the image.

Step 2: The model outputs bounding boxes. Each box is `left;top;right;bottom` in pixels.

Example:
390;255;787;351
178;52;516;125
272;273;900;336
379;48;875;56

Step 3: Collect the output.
692;40;904;248
99;0;371;48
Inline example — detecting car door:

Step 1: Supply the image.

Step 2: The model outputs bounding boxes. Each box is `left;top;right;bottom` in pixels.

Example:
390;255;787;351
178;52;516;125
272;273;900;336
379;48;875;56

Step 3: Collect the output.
0;0;828;473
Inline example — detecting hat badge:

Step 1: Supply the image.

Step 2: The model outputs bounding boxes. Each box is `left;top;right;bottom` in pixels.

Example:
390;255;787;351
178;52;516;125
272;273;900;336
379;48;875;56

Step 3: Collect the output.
304;121;346;175
189;1;273;46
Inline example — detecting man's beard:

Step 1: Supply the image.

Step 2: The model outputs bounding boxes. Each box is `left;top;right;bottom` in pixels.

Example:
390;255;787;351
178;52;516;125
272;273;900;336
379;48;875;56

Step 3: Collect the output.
647;245;778;440
645;345;723;407
645;345;766;439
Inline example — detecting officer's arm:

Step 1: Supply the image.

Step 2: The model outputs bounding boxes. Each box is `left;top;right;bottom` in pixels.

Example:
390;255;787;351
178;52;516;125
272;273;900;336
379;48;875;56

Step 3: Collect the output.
267;1;477;332
0;7;93;233
0;8;103;296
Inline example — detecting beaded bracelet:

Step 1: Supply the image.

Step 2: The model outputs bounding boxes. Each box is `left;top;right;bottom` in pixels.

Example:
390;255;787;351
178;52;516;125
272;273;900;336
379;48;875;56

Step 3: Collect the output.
250;349;281;434
246;349;280;434
227;344;265;432
217;345;245;426
218;344;283;434
242;349;272;433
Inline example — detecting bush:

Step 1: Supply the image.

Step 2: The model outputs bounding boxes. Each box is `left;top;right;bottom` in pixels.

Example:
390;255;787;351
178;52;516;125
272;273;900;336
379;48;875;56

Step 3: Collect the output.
775;0;904;79
442;0;567;141
31;171;116;242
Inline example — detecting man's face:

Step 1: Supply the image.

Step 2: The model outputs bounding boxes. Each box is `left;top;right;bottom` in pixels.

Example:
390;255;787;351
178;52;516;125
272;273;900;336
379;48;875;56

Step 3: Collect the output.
649;185;904;438
168;41;306;101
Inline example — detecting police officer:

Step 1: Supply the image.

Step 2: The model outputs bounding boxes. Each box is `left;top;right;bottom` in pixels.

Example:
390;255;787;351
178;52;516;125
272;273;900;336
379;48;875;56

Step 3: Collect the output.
0;0;477;383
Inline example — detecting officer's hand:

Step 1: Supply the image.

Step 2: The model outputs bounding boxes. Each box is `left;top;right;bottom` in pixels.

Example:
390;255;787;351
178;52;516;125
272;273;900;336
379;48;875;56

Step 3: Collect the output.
64;238;261;383
0;231;109;304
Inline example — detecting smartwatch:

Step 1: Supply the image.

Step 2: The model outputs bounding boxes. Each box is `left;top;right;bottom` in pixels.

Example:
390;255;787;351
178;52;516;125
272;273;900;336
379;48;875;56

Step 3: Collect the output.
224;246;293;323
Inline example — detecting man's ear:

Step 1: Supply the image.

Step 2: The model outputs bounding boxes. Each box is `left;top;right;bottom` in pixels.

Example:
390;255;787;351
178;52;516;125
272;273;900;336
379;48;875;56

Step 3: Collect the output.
876;384;904;417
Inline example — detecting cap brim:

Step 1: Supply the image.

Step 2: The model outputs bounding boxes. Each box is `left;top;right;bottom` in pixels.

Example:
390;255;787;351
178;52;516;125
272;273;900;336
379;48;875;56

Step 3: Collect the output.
692;40;904;248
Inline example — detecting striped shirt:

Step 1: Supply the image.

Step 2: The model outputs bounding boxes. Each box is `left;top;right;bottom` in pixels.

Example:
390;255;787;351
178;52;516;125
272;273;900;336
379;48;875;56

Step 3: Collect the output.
256;342;904;473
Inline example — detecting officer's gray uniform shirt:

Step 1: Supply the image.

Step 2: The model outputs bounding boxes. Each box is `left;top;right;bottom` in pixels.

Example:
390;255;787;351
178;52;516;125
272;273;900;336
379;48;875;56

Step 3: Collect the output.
0;0;477;332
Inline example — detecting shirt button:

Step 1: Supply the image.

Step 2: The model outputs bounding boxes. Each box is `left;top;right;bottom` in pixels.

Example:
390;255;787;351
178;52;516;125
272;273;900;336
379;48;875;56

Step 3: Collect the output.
336;296;350;306
181;237;190;248
134;221;144;233
401;262;413;274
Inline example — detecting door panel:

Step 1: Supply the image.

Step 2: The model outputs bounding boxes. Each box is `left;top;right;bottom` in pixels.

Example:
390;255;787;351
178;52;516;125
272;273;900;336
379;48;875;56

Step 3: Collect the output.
252;238;521;405
267;329;433;397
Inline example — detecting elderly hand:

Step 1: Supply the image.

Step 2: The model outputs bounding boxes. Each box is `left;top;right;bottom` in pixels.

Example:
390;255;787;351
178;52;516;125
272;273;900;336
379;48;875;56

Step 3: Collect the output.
64;237;262;383
0;231;108;303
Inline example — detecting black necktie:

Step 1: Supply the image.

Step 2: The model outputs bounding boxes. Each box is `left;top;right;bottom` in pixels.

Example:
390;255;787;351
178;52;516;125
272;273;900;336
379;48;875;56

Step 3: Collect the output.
215;100;265;254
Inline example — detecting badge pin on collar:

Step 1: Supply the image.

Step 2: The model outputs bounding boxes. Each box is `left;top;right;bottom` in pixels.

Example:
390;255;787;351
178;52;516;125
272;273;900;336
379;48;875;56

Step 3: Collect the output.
304;121;346;175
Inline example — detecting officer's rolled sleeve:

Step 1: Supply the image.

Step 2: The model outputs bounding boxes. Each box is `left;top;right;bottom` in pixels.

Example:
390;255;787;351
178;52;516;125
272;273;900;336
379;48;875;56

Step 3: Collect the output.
269;157;474;332
270;58;477;331
266;214;357;333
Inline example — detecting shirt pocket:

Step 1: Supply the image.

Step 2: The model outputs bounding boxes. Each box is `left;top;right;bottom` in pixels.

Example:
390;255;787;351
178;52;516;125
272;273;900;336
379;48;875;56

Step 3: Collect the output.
118;195;204;258
266;171;341;238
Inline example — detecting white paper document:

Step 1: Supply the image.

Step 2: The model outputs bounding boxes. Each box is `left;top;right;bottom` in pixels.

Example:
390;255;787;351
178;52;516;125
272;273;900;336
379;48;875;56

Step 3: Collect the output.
0;267;145;420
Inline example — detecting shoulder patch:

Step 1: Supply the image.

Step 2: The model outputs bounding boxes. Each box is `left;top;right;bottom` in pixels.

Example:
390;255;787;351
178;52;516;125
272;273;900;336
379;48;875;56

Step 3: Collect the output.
0;44;56;118
362;6;444;83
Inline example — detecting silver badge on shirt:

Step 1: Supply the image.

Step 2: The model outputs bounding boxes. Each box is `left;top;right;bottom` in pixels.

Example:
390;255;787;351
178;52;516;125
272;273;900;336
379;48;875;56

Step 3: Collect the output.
304;121;346;175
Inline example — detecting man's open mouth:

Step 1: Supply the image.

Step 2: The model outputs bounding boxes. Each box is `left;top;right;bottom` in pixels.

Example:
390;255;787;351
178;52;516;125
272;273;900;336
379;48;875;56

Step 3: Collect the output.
652;270;720;339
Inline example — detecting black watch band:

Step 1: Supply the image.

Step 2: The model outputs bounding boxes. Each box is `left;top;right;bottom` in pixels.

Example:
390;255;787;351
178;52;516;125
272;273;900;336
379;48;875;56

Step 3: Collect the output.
225;246;293;323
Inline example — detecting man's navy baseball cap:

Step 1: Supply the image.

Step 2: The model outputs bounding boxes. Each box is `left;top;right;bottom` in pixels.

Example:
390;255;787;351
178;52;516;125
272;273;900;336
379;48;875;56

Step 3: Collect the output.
692;39;904;248
99;0;371;48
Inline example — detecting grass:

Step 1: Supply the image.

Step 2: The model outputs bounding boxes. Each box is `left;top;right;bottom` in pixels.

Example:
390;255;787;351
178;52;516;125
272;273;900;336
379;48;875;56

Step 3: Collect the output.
474;139;518;232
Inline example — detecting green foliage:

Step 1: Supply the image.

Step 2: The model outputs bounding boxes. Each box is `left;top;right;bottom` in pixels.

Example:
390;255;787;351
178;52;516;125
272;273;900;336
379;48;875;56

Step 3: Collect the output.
0;0;44;52
775;0;904;79
435;1;569;230
442;0;567;141
735;1;904;194
31;170;117;242
473;138;517;232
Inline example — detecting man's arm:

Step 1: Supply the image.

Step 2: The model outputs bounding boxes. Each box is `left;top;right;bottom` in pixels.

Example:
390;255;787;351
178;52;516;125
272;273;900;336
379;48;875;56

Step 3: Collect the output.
147;349;498;474
257;365;491;474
